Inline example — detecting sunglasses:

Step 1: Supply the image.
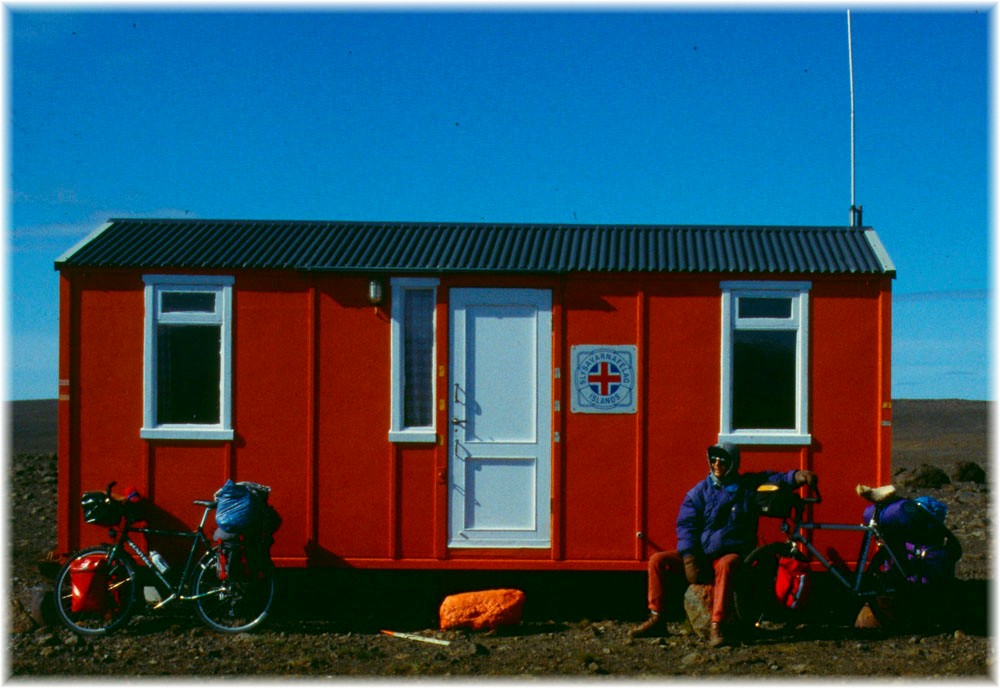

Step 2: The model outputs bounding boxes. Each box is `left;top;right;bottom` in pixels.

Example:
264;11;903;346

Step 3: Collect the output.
709;456;731;466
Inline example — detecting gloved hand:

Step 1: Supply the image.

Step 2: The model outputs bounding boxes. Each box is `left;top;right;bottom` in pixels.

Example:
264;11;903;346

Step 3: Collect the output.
683;555;707;585
795;470;818;488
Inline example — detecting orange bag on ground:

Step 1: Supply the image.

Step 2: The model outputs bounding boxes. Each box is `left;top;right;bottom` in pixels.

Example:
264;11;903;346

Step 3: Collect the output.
439;589;526;631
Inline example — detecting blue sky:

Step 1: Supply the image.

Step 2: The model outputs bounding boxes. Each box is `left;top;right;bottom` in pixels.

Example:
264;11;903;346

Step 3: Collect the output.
8;7;991;400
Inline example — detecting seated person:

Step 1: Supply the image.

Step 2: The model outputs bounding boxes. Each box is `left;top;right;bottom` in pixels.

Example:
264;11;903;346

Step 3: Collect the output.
632;442;817;647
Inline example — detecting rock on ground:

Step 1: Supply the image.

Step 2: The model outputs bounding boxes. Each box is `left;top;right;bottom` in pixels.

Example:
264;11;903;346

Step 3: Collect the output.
683;584;714;637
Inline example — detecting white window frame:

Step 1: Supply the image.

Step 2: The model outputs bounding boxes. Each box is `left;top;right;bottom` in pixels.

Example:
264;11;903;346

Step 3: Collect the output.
389;277;439;443
720;280;811;445
141;275;234;441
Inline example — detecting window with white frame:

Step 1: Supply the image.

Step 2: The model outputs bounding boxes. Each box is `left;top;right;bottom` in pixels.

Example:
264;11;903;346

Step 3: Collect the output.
389;277;438;443
141;275;234;441
720;281;810;445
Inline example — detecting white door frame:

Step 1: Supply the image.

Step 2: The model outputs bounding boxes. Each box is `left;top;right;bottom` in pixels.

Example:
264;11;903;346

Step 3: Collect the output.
448;288;552;549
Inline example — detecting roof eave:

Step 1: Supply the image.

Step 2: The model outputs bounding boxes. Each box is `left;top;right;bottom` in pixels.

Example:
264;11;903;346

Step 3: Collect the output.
54;221;114;270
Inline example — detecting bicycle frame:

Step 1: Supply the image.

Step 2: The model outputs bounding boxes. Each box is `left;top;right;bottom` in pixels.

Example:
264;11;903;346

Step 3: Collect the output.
107;501;218;608
781;508;910;599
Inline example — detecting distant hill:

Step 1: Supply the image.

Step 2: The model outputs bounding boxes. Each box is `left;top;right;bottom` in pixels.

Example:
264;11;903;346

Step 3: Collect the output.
9;399;58;455
891;398;989;470
7;399;989;466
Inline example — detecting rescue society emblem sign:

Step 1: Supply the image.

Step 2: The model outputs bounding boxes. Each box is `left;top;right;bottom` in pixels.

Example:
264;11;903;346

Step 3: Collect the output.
570;345;638;414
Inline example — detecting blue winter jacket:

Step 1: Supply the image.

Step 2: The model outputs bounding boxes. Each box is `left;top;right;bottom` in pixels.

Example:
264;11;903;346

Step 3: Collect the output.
676;469;799;559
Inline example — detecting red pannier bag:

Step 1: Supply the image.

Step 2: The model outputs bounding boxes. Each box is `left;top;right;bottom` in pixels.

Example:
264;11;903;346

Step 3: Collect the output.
775;556;811;610
70;554;109;613
216;536;249;581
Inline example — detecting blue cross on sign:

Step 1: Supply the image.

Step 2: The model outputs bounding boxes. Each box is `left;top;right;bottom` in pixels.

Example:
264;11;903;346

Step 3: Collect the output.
570;345;638;414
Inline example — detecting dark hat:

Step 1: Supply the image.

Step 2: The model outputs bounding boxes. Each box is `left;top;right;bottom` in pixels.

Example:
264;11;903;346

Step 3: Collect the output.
707;442;741;479
707;442;741;465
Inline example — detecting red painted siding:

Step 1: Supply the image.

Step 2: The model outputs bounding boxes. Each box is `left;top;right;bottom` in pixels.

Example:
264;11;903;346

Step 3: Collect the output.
643;278;725;556
313;276;394;564
562;278;641;562
58;269;892;571
230;274;313;563
65;273;147;552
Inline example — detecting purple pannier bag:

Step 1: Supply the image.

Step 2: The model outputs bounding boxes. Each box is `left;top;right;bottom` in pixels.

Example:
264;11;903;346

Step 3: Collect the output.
864;497;957;585
904;542;956;584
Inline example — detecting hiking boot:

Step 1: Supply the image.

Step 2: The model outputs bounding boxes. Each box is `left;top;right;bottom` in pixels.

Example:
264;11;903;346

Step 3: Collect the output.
630;612;666;638
707;622;727;648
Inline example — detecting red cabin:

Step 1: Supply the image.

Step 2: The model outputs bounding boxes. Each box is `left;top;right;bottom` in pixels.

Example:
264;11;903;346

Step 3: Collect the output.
54;219;895;570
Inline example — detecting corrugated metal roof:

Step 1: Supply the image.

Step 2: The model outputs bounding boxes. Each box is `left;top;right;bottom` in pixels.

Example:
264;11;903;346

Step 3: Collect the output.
55;219;896;276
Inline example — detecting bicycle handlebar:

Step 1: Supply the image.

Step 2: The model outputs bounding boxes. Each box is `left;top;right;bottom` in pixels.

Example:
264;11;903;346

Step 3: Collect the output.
801;485;822;505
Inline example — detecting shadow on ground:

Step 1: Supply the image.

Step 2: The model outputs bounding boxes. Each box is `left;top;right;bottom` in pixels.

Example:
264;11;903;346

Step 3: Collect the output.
264;568;991;638
268;569;648;633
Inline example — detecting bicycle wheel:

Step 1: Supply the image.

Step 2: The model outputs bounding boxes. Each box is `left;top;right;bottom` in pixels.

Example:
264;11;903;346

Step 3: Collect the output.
194;550;275;633
54;545;138;635
734;542;795;630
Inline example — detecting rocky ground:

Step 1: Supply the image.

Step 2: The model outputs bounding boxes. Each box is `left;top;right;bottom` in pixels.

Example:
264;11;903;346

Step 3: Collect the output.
6;399;994;678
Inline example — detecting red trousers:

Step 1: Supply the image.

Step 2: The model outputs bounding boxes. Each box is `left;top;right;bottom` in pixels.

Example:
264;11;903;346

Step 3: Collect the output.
646;551;740;624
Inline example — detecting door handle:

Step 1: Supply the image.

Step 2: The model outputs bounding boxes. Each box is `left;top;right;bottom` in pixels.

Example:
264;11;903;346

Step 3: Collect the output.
451;417;466;426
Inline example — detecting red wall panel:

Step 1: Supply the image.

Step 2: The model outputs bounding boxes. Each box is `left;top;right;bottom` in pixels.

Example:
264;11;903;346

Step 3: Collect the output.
314;277;394;562
397;447;439;560
230;275;313;561
72;274;147;550
804;279;888;557
643;279;722;555
146;443;229;561
561;278;640;561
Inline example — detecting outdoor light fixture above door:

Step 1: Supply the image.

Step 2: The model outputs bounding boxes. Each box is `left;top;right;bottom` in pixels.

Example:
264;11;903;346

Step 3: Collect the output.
368;279;383;306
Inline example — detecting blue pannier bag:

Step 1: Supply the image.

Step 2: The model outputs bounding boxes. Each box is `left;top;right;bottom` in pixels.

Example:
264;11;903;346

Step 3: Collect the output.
913;495;947;523
214;480;270;534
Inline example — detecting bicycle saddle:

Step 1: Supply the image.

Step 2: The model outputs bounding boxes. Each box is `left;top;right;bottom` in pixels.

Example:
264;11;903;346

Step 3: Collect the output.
855;484;897;504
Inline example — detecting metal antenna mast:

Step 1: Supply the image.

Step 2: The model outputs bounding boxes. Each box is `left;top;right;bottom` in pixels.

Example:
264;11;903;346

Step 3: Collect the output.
847;10;862;227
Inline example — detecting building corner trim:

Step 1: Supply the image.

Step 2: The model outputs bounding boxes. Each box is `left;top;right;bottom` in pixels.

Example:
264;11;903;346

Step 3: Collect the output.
864;229;896;277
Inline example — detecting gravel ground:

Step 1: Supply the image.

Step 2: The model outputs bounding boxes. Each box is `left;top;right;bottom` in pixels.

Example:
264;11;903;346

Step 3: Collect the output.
6;400;994;678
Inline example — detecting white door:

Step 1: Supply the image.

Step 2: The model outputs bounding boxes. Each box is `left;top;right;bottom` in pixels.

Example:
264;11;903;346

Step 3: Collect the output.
449;289;552;548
